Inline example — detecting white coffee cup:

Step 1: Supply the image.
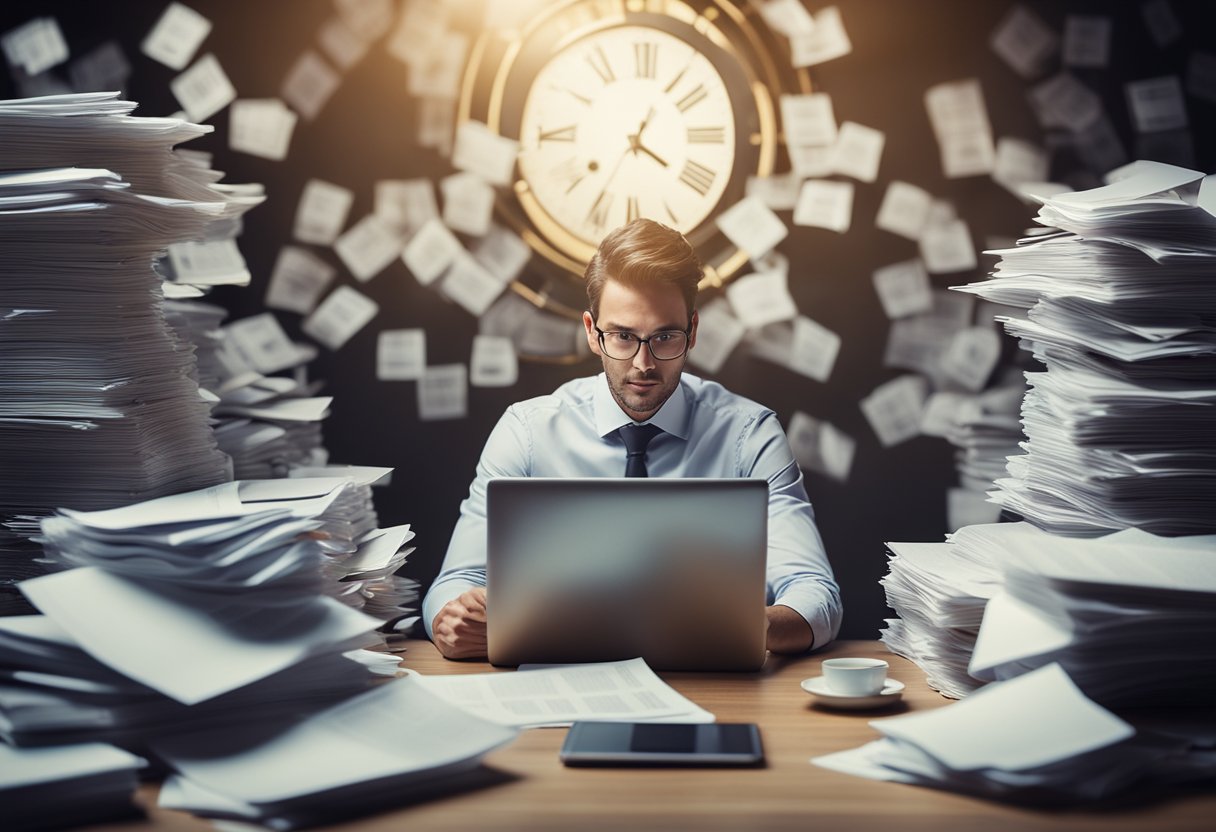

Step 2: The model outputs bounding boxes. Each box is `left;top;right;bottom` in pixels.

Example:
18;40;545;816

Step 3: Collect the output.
821;658;889;696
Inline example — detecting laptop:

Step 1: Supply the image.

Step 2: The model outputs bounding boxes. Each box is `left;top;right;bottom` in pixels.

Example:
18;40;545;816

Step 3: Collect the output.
486;478;769;671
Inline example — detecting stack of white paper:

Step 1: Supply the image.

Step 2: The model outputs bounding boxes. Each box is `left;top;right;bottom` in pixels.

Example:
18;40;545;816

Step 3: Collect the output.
969;525;1216;709
879;522;1023;699
0;614;380;749
813;663;1209;804
154;676;517;829
955;160;1216;536
2;741;146;829
0;93;262;610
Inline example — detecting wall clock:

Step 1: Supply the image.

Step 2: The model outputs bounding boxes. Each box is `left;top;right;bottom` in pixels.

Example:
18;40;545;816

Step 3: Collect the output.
459;0;809;338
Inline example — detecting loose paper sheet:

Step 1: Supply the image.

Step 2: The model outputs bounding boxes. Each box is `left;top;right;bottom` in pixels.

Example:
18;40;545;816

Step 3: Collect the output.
989;5;1058;79
860;375;929;447
440;250;506;316
780;93;837;147
402;217;463;286
790;6;851;68
334;214;402;283
687;298;745;375
142;3;211;70
281;51;340;121
264;246;336;315
3;17;69;76
170;53;235;122
875;181;932;241
452;121;520;188
831;121;885;183
873;259;932;319
470;335;518;387
716;196;788;260
377;329;426;381
441;172;495;237
228;99;297;161
294;179;353;245
794;180;853;232
302;286;378;351
725;269;798;330
375;178;439;234
418;364;468;421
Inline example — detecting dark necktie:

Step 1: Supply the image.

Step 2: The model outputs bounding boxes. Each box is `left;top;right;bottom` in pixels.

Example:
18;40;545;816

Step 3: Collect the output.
620;423;663;478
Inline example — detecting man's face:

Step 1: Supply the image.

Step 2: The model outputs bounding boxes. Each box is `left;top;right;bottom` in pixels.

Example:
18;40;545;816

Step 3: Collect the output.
583;279;698;422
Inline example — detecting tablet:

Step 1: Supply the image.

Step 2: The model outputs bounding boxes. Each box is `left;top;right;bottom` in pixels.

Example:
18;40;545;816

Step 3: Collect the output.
559;722;764;767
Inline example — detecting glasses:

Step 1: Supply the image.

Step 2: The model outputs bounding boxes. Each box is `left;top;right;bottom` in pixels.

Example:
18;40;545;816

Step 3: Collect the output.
594;324;691;361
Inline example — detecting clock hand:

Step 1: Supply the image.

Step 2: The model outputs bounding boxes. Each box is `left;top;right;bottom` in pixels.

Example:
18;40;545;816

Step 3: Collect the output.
634;141;669;168
636;106;656;142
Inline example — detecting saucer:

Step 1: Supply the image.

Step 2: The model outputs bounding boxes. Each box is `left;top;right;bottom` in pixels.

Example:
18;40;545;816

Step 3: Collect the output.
800;676;905;710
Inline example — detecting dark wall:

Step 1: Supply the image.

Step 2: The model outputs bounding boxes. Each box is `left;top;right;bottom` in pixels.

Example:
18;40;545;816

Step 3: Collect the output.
4;1;1212;639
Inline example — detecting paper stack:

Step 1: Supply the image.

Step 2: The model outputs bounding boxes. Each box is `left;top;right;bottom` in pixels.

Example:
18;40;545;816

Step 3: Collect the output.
153;676;516;829
880;523;1017;699
814;663;1210;804
956;161;1216;537
0;614;381;748
969;524;1216;709
0;92;262;611
2;741;146;829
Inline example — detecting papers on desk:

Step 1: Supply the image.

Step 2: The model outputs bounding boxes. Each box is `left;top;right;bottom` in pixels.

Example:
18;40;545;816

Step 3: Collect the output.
0;614;379;747
2;741;145;829
969;525;1216;709
413;657;714;728
813;663;1209;805
955;160;1216;536
154;676;517;830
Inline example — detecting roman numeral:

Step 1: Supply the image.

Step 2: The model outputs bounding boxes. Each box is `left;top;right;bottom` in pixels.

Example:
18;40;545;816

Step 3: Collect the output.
587;45;615;84
588;191;614;230
537;124;577;143
678;160;715;196
634;42;657;79
626;195;640;223
675;84;707;113
686;126;725;144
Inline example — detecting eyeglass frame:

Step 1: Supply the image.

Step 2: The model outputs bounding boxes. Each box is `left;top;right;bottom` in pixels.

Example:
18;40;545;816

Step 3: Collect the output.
592;322;693;361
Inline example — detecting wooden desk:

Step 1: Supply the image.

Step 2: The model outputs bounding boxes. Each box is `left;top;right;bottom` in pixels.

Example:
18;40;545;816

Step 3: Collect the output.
117;640;1211;832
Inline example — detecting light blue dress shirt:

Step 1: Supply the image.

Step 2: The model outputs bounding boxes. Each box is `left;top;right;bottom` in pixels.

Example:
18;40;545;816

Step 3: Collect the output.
422;372;842;649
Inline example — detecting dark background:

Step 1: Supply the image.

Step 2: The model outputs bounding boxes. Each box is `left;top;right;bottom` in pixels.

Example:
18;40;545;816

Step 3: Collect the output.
4;1;1212;639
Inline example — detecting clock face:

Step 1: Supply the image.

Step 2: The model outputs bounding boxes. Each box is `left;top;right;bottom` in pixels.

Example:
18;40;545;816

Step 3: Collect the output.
516;24;737;247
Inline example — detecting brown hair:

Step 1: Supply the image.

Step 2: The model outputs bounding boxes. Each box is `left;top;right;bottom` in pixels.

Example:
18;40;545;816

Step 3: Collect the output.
584;219;702;321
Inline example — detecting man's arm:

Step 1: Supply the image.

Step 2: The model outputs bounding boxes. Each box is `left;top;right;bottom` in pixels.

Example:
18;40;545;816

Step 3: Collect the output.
422;407;531;659
744;412;843;653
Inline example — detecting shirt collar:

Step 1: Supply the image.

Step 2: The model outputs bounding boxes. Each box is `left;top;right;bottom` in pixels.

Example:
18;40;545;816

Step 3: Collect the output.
594;372;691;440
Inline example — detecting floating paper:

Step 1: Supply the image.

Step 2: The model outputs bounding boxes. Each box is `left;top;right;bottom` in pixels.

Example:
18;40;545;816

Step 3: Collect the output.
401;217;462;286
294;179;353;246
377;329;426;381
228;99;297;161
793;179;853;233
282;51;340;121
170;54;235;123
142;3;211;70
303;286;378;351
790;6;851;68
716;196;788;260
265;246;336;315
470;335;518;387
334;214;402;283
875;181;932;241
418;364;468;421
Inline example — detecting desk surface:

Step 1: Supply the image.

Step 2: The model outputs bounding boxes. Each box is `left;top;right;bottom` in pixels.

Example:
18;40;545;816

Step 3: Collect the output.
112;639;1211;832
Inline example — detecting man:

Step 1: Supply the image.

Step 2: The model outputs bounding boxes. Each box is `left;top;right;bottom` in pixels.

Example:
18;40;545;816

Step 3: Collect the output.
423;219;841;659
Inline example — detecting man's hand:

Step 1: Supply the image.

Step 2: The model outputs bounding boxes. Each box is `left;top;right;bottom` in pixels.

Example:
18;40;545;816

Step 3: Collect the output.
432;587;488;660
765;604;814;654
